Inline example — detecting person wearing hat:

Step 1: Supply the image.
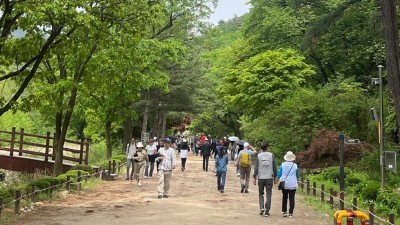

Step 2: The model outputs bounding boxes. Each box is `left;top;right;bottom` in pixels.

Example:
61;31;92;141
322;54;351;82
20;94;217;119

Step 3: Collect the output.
132;142;148;187
180;138;190;171
156;138;177;198
236;142;256;193
253;141;278;217
275;151;300;218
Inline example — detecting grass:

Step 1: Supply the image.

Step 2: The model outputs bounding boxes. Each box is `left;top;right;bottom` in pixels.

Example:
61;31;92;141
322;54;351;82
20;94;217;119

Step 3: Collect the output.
0;176;103;225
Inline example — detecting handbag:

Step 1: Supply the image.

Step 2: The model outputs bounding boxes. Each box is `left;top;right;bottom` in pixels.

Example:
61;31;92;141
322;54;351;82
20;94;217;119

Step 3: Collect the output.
278;163;294;190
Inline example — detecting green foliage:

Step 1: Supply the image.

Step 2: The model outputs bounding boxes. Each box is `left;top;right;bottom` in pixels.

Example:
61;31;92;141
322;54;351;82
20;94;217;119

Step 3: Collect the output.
360;181;380;201
71;164;94;174
320;166;351;183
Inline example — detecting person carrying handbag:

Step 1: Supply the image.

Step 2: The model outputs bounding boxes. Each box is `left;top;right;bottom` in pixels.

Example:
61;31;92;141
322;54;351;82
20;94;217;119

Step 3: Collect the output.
275;151;300;218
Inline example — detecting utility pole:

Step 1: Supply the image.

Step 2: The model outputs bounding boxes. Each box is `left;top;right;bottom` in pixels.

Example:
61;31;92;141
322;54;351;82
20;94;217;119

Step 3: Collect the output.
378;65;385;190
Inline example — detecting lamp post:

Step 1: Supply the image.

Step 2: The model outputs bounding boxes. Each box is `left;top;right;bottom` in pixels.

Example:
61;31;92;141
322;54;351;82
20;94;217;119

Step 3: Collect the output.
378;65;385;190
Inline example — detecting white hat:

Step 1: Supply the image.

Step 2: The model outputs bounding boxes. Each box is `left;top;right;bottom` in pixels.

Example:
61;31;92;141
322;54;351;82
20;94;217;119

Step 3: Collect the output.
137;142;144;148
244;142;250;148
182;138;188;142
153;137;157;140
284;151;296;161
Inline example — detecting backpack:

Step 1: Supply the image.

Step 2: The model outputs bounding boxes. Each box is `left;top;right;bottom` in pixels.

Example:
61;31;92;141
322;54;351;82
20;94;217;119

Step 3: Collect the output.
240;151;251;168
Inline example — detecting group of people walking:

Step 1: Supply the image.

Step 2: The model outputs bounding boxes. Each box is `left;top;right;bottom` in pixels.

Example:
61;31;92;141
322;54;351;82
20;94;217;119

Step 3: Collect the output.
125;135;300;218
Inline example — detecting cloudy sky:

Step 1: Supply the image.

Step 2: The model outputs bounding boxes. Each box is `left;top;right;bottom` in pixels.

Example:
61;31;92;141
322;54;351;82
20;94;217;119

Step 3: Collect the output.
208;0;250;24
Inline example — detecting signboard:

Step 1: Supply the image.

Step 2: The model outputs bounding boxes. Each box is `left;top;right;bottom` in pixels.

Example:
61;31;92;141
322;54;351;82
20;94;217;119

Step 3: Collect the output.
385;151;397;171
141;132;149;143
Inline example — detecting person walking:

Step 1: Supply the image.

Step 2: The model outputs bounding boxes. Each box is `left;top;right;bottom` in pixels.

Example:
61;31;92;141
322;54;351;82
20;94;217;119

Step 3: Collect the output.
236;142;256;193
125;138;137;180
145;139;157;178
156;138;177;198
201;138;213;171
180;138;190;171
276;151;300;218
215;148;228;193
132;142;148;187
253;141;278;217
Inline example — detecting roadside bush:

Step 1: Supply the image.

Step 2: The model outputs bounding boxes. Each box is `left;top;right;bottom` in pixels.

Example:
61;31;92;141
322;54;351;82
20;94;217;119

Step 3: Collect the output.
28;180;50;189
321;166;351;183
377;191;400;213
360;181;380;201
71;164;94;174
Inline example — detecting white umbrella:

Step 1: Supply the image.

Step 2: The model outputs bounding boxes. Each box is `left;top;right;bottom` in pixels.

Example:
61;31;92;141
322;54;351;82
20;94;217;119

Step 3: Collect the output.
228;136;239;141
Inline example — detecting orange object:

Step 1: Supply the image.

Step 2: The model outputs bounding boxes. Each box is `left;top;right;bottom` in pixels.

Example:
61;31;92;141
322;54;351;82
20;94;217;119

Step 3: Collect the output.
334;210;370;225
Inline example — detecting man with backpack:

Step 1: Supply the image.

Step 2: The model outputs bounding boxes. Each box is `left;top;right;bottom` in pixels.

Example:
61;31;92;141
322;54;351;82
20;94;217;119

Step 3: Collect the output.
253;141;278;217
236;142;256;193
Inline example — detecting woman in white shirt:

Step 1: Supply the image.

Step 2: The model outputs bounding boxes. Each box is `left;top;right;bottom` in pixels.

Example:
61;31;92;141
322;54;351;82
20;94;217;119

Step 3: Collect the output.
145;139;158;178
180;139;190;171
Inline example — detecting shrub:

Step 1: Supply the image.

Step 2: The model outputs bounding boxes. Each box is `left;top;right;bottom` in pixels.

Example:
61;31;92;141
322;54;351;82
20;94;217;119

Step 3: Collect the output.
360;181;380;201
71;164;94;174
321;166;351;183
28;180;50;189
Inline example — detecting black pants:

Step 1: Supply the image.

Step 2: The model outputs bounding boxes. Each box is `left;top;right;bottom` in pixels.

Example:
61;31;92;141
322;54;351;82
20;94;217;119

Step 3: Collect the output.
203;155;209;171
181;158;187;170
282;189;296;214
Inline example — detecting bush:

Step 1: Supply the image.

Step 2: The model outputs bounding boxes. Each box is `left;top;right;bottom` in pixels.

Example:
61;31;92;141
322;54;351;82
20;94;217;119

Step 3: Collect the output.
0;187;15;204
321;166;351;183
360;181;380;201
28;180;51;189
71;164;94;174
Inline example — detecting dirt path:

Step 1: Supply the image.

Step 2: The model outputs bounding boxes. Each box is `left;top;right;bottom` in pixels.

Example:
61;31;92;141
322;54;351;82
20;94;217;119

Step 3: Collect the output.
12;155;331;225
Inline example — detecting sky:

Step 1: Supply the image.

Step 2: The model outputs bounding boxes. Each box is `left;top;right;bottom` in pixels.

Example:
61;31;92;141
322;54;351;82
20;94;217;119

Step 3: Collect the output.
208;0;250;24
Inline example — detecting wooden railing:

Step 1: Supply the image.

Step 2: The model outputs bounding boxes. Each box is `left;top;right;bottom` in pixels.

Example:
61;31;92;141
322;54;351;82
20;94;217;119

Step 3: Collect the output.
0;127;89;164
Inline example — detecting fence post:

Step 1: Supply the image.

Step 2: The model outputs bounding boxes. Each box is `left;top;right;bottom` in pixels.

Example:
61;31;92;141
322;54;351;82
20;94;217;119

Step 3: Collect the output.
45;132;50;162
369;203;374;225
0;197;3;217
352;197;357;211
306;180;310;195
321;184;325;203
94;167;99;178
85;139;90;165
389;213;395;225
79;138;84;164
108;161;111;176
300;177;304;191
31;185;36;202
52;133;56;161
18;128;24;156
313;182;317;196
339;191;344;210
14;190;21;215
329;188;334;209
10;127;16;157
112;160;116;174
66;176;71;191
48;183;53;198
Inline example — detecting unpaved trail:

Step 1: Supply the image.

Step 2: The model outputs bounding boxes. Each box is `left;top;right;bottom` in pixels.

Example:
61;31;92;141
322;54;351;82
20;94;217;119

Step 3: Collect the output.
12;155;331;225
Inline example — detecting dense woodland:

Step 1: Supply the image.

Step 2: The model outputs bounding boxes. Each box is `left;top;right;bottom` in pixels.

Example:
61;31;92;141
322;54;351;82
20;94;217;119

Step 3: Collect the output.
1;0;400;178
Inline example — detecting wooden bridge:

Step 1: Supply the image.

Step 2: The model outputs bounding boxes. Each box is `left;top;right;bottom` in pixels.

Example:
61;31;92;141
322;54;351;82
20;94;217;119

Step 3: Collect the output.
0;127;89;173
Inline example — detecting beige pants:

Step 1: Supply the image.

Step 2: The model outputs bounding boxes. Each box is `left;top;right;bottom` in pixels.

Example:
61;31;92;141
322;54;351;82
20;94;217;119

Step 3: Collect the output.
134;161;145;181
157;170;172;195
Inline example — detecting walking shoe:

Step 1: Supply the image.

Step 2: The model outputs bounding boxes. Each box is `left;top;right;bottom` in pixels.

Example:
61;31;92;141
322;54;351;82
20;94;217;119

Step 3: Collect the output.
289;214;293;218
221;190;224;193
260;209;265;215
283;212;288;217
125;177;129;180
149;176;152;179
181;167;184;171
163;195;169;198
241;186;245;193
264;212;270;217
158;195;162;199
138;181;142;187
245;190;249;193
144;176;148;179
237;173;240;177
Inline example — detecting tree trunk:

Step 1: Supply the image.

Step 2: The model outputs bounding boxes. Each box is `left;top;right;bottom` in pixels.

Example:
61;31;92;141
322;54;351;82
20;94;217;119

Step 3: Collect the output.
380;0;400;131
105;120;112;159
161;111;167;138
142;101;149;134
122;117;132;153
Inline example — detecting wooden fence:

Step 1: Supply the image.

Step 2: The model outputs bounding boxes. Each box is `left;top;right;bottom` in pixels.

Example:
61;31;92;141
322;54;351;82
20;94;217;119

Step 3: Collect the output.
299;178;396;225
0;127;89;165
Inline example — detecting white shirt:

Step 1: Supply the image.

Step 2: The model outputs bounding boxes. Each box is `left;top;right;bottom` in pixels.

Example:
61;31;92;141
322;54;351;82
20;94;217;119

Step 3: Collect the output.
145;145;157;155
126;143;136;159
180;149;189;158
158;147;177;171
